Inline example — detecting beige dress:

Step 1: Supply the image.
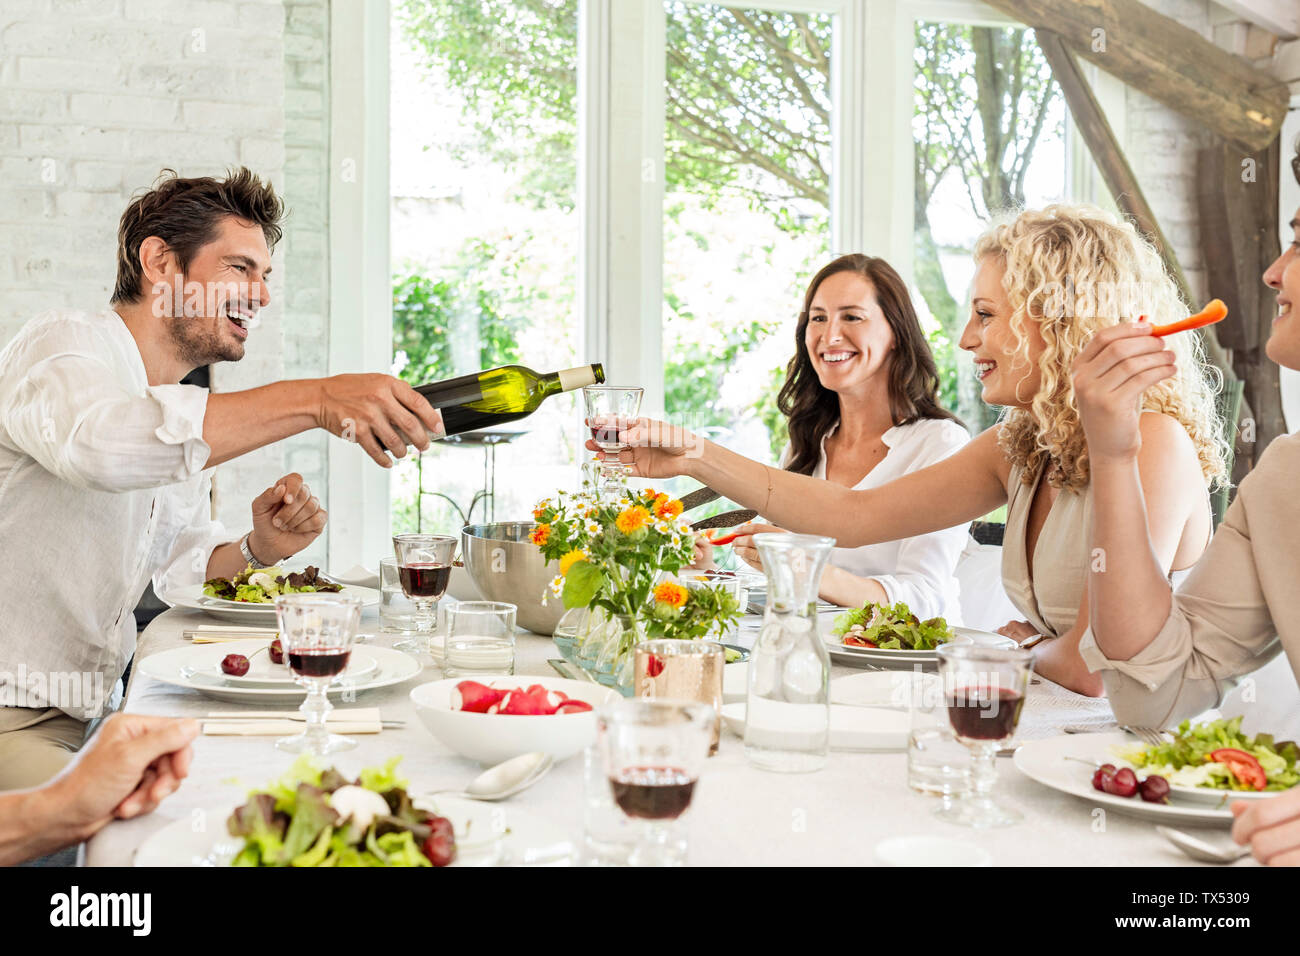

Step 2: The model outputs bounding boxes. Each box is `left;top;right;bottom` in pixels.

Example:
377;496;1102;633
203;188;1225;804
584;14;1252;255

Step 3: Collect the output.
1001;461;1091;639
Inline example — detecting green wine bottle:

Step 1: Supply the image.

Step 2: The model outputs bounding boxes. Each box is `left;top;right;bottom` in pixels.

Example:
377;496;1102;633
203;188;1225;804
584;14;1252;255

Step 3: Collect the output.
416;363;605;437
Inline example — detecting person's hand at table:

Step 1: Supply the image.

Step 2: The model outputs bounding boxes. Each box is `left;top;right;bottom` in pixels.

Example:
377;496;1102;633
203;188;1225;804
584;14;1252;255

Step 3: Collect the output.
316;373;445;468
688;532;718;571
246;472;328;564
996;620;1041;646
1231;787;1300;866
0;713;199;866
1071;321;1177;466
582;417;704;480
728;523;786;571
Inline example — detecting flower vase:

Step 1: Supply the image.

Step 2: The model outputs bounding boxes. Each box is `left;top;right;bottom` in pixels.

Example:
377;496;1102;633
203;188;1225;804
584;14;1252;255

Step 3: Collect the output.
592;612;645;696
552;606;588;663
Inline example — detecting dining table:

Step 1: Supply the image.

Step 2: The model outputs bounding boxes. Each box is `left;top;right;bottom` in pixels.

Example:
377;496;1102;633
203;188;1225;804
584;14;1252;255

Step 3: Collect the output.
85;603;1248;867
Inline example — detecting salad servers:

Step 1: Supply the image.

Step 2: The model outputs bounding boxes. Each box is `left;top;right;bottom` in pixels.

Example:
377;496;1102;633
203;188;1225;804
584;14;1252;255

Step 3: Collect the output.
1155;825;1252;864
424;751;555;802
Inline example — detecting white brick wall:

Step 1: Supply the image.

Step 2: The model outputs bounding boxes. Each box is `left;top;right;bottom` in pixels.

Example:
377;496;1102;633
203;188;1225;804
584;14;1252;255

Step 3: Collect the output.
0;0;331;569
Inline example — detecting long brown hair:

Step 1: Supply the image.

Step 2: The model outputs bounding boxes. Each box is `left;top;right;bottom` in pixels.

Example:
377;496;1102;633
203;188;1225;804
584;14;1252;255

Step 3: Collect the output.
778;254;960;476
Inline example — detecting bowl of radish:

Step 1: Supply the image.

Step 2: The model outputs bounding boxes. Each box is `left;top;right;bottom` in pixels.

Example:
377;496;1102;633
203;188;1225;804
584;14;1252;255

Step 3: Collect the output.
409;675;619;765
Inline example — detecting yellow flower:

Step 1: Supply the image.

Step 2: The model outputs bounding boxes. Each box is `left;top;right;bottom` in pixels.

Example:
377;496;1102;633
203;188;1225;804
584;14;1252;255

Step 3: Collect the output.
653;495;683;520
653;581;688;608
529;523;551;546
615;506;651;534
558;549;587;576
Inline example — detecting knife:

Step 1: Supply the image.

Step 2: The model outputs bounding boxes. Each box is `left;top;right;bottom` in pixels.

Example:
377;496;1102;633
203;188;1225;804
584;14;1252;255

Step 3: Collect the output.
689;508;758;532
679;485;721;512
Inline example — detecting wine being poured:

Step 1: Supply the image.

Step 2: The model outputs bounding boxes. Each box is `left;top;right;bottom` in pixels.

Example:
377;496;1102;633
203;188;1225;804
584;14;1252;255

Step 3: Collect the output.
416;363;605;438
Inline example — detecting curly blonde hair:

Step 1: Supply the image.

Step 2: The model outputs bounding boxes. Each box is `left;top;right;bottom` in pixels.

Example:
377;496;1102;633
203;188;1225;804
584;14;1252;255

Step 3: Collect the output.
973;204;1228;492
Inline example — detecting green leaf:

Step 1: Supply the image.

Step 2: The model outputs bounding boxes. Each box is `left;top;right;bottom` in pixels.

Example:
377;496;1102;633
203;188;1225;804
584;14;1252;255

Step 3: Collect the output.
562;560;602;609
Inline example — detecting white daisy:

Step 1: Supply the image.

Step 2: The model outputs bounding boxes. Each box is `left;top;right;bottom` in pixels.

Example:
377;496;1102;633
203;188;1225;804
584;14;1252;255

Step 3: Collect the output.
586;520;601;535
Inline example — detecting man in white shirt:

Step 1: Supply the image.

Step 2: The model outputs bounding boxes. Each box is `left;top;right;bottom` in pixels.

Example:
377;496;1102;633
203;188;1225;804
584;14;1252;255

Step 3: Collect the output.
0;168;444;790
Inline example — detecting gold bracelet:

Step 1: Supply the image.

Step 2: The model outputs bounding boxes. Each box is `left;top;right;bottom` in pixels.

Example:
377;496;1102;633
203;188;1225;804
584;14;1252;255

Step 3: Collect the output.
762;466;774;515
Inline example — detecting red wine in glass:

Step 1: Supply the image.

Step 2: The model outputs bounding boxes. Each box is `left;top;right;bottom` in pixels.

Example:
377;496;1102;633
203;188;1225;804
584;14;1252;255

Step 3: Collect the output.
946;687;1024;741
288;648;352;678
399;562;451;599
609;766;697;820
590;424;622;447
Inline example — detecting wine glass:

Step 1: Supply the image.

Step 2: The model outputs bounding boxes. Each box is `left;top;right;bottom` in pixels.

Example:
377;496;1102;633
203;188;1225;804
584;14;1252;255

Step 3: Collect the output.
273;592;363;756
598;697;714;866
583;385;643;500
934;643;1035;828
391;534;457;653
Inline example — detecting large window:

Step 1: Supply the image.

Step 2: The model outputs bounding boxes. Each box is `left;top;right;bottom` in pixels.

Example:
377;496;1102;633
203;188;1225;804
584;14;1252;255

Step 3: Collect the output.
661;3;832;470
911;20;1068;432
390;0;582;531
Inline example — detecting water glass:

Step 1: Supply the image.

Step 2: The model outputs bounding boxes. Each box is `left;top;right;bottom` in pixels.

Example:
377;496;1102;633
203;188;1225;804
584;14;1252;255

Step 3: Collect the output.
905;670;972;797
273;592;363;756
443;601;516;677
633;639;724;755
379;557;419;634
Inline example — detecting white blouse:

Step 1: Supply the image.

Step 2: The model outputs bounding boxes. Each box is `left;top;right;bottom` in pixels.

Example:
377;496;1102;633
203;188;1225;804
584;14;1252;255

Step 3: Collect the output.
0;309;232;719
781;417;971;622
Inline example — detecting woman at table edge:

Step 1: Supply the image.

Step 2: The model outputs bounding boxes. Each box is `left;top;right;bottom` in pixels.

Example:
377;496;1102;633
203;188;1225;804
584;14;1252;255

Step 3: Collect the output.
593;203;1226;697
719;254;971;621
1074;143;1300;866
0;713;198;866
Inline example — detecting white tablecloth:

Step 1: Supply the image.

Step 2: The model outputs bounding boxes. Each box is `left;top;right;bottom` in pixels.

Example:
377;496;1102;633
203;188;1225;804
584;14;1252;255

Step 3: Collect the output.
84;608;1234;866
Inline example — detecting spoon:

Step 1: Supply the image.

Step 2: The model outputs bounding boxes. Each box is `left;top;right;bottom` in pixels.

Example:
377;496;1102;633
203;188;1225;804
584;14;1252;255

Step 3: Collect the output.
1155;825;1252;864
427;752;555;802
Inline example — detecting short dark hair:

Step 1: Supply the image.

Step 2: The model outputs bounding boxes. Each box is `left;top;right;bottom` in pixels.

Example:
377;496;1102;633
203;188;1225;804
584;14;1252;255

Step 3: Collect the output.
112;167;285;305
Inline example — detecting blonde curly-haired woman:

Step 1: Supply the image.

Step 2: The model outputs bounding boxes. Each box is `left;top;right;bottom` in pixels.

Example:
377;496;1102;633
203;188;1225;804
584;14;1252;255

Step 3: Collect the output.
591;204;1227;697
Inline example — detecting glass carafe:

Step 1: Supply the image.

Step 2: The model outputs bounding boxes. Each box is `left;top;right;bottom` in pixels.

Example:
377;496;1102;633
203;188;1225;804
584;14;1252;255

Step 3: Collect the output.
744;533;835;772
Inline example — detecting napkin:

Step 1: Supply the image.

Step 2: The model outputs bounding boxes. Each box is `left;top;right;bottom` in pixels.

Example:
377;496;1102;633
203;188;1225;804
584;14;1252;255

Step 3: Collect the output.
185;624;279;643
203;720;383;736
331;564;380;589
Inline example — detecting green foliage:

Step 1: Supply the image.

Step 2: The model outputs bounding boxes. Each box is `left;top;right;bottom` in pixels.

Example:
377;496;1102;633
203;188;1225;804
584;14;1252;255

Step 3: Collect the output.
391;237;527;387
646;583;742;642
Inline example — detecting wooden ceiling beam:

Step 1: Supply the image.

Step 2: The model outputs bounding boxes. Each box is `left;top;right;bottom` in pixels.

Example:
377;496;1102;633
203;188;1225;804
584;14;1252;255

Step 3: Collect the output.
982;0;1289;151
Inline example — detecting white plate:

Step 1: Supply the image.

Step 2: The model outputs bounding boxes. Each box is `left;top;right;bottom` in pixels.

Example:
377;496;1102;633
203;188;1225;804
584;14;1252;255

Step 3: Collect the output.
830;670;940;709
824;627;1015;670
720;701;909;752
136;643;422;704
1167;782;1282;806
1013;733;1247;826
329;564;381;589
182;639;379;686
722;660;748;704
133;796;572;867
164;582;381;624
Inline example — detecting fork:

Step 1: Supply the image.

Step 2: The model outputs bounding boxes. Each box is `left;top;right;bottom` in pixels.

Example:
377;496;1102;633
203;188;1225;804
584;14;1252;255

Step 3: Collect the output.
1124;726;1170;746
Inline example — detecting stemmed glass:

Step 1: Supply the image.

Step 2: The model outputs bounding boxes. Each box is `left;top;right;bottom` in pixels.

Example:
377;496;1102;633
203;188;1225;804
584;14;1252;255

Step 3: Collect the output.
934;643;1035;828
598;698;714;866
391;533;457;653
583;385;643;500
273;592;363;756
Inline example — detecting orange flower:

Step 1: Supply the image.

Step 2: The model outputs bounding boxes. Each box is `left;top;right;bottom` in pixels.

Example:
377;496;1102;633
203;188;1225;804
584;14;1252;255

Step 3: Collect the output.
529;523;551;546
532;506;547;522
558;549;587;576
653;495;683;520
615;506;651;534
653;581;688;608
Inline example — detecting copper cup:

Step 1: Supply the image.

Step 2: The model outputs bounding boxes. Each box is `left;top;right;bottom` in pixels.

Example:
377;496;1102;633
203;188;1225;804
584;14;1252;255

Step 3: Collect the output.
633;639;724;755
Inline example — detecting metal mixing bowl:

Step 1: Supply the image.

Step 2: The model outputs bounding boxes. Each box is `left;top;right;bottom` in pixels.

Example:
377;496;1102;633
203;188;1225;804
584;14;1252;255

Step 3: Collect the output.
460;522;566;635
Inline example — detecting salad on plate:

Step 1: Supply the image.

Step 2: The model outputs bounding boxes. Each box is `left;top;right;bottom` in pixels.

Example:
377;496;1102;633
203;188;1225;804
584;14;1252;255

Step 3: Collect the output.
204;564;342;604
831;601;955;651
1115;716;1300;793
226;757;456;867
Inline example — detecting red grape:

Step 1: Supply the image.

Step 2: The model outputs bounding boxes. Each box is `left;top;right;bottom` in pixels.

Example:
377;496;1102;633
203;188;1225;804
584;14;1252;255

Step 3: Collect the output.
1104;767;1139;798
1139;775;1171;804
